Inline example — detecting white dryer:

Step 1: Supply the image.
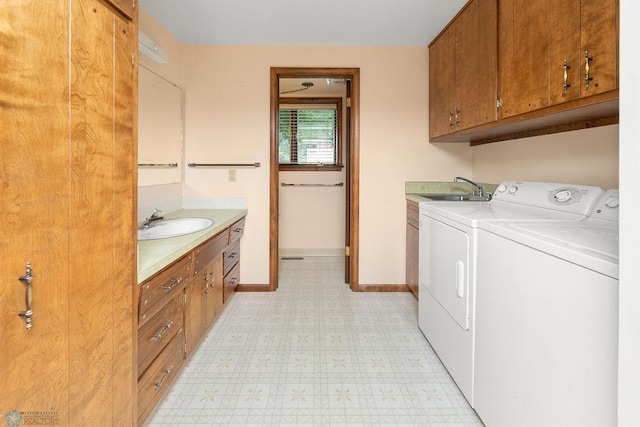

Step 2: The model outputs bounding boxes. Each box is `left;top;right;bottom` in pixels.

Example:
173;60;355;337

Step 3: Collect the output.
418;181;604;406
473;189;619;427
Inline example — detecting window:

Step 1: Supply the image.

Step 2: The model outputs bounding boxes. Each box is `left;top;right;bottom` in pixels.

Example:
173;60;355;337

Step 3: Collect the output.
278;97;342;171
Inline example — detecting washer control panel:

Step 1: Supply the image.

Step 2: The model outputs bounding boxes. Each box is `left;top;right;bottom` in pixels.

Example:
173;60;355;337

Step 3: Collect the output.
492;181;604;216
591;189;619;222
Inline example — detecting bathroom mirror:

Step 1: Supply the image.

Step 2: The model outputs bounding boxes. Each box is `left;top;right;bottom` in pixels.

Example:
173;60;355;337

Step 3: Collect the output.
138;65;183;186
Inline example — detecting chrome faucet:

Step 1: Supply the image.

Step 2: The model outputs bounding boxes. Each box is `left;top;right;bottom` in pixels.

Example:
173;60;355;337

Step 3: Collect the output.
140;209;164;229
454;176;484;197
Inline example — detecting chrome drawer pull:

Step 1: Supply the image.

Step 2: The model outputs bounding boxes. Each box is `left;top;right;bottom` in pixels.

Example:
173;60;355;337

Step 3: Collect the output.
151;321;173;341
228;252;238;259
153;366;174;390
163;277;182;292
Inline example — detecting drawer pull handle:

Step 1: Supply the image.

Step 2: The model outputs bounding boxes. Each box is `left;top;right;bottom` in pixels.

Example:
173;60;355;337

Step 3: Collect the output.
163;277;182;292
584;50;593;89
153;365;174;390
228;252;238;259
151;321;173;341
233;227;243;233
562;59;571;95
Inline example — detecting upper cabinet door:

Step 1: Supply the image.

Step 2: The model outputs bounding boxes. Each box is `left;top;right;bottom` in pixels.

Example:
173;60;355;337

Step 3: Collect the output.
580;0;618;97
456;0;498;130
500;0;619;118
498;0;551;119
428;0;497;138
429;27;456;139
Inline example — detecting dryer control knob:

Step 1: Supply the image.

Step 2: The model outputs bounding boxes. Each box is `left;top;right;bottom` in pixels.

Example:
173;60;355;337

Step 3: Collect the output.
554;189;572;203
497;184;507;193
508;185;518;194
605;197;619;208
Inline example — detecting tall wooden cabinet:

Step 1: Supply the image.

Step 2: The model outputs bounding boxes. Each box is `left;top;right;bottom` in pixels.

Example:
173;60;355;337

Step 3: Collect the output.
429;0;498;138
1;0;137;425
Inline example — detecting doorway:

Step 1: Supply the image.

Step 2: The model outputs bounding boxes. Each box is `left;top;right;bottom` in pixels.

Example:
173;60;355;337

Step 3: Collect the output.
270;67;360;291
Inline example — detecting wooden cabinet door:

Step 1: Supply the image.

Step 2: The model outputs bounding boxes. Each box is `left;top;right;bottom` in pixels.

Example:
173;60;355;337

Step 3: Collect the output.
185;271;207;354
206;257;224;326
580;0;618;97
499;0;551;118
429;27;456;138
549;0;582;104
2;0;136;424
0;2;71;423
455;0;498;130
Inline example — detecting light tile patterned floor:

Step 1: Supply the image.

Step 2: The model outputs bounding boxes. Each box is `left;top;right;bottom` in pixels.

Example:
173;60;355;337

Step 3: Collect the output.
146;257;483;426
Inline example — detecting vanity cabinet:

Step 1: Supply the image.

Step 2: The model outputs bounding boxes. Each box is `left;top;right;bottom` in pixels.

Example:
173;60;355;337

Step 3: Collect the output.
499;0;618;118
224;218;245;302
186;230;228;353
429;0;498;138
137;215;246;425
406;200;420;298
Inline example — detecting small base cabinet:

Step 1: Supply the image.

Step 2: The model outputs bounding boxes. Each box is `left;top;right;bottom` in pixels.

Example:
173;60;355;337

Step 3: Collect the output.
406;200;419;298
136;215;246;425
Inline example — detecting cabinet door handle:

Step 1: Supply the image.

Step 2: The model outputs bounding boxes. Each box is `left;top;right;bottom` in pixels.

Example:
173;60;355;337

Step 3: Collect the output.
18;262;34;330
151;321;173;341
448;112;454;128
153;365;174;390
562;60;571;96
163;277;182;292
454;108;460;127
584;50;594;89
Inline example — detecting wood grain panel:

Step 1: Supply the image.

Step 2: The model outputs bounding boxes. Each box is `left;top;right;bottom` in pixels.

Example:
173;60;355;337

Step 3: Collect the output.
0;1;71;423
580;0;618;97
550;0;581;104
112;11;136;425
499;0;550;118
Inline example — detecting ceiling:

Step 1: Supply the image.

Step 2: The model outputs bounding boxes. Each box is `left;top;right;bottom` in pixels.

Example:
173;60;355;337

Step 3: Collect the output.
139;0;467;46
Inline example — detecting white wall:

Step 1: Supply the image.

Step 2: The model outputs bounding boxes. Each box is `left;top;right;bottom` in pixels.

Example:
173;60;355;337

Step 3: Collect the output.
471;125;619;188
618;0;640;424
181;45;473;285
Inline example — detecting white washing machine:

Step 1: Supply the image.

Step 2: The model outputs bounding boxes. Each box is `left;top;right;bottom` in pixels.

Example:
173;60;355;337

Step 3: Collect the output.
418;181;604;406
473;189;619;427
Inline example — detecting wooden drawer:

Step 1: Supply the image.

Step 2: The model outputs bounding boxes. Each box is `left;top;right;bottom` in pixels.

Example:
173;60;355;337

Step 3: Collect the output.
138;294;183;375
223;262;240;304
223;240;240;276
137;329;185;425
407;200;419;229
228;217;245;246
194;230;228;274
139;254;191;325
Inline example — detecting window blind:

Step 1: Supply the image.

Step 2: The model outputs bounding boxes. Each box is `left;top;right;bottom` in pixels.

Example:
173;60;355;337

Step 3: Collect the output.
279;107;337;165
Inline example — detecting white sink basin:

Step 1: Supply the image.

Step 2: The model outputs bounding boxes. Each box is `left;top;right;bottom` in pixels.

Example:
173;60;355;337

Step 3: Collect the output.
138;217;214;240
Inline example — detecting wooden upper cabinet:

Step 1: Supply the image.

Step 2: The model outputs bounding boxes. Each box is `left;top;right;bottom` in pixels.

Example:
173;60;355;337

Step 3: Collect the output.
500;0;619;118
579;0;618;96
429;0;498;139
499;0;551;118
429;27;456;138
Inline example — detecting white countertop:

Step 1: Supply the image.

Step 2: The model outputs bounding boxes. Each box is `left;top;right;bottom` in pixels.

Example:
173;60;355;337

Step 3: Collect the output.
137;208;247;283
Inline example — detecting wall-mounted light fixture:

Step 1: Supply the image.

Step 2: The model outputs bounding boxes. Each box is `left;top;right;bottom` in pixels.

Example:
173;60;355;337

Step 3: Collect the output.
138;30;169;63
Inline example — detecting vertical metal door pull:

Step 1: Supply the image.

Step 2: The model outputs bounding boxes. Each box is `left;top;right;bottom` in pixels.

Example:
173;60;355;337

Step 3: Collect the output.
18;262;34;330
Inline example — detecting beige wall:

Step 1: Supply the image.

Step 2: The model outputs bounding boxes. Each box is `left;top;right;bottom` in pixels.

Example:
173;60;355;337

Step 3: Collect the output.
181;45;473;285
471;125;619;189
